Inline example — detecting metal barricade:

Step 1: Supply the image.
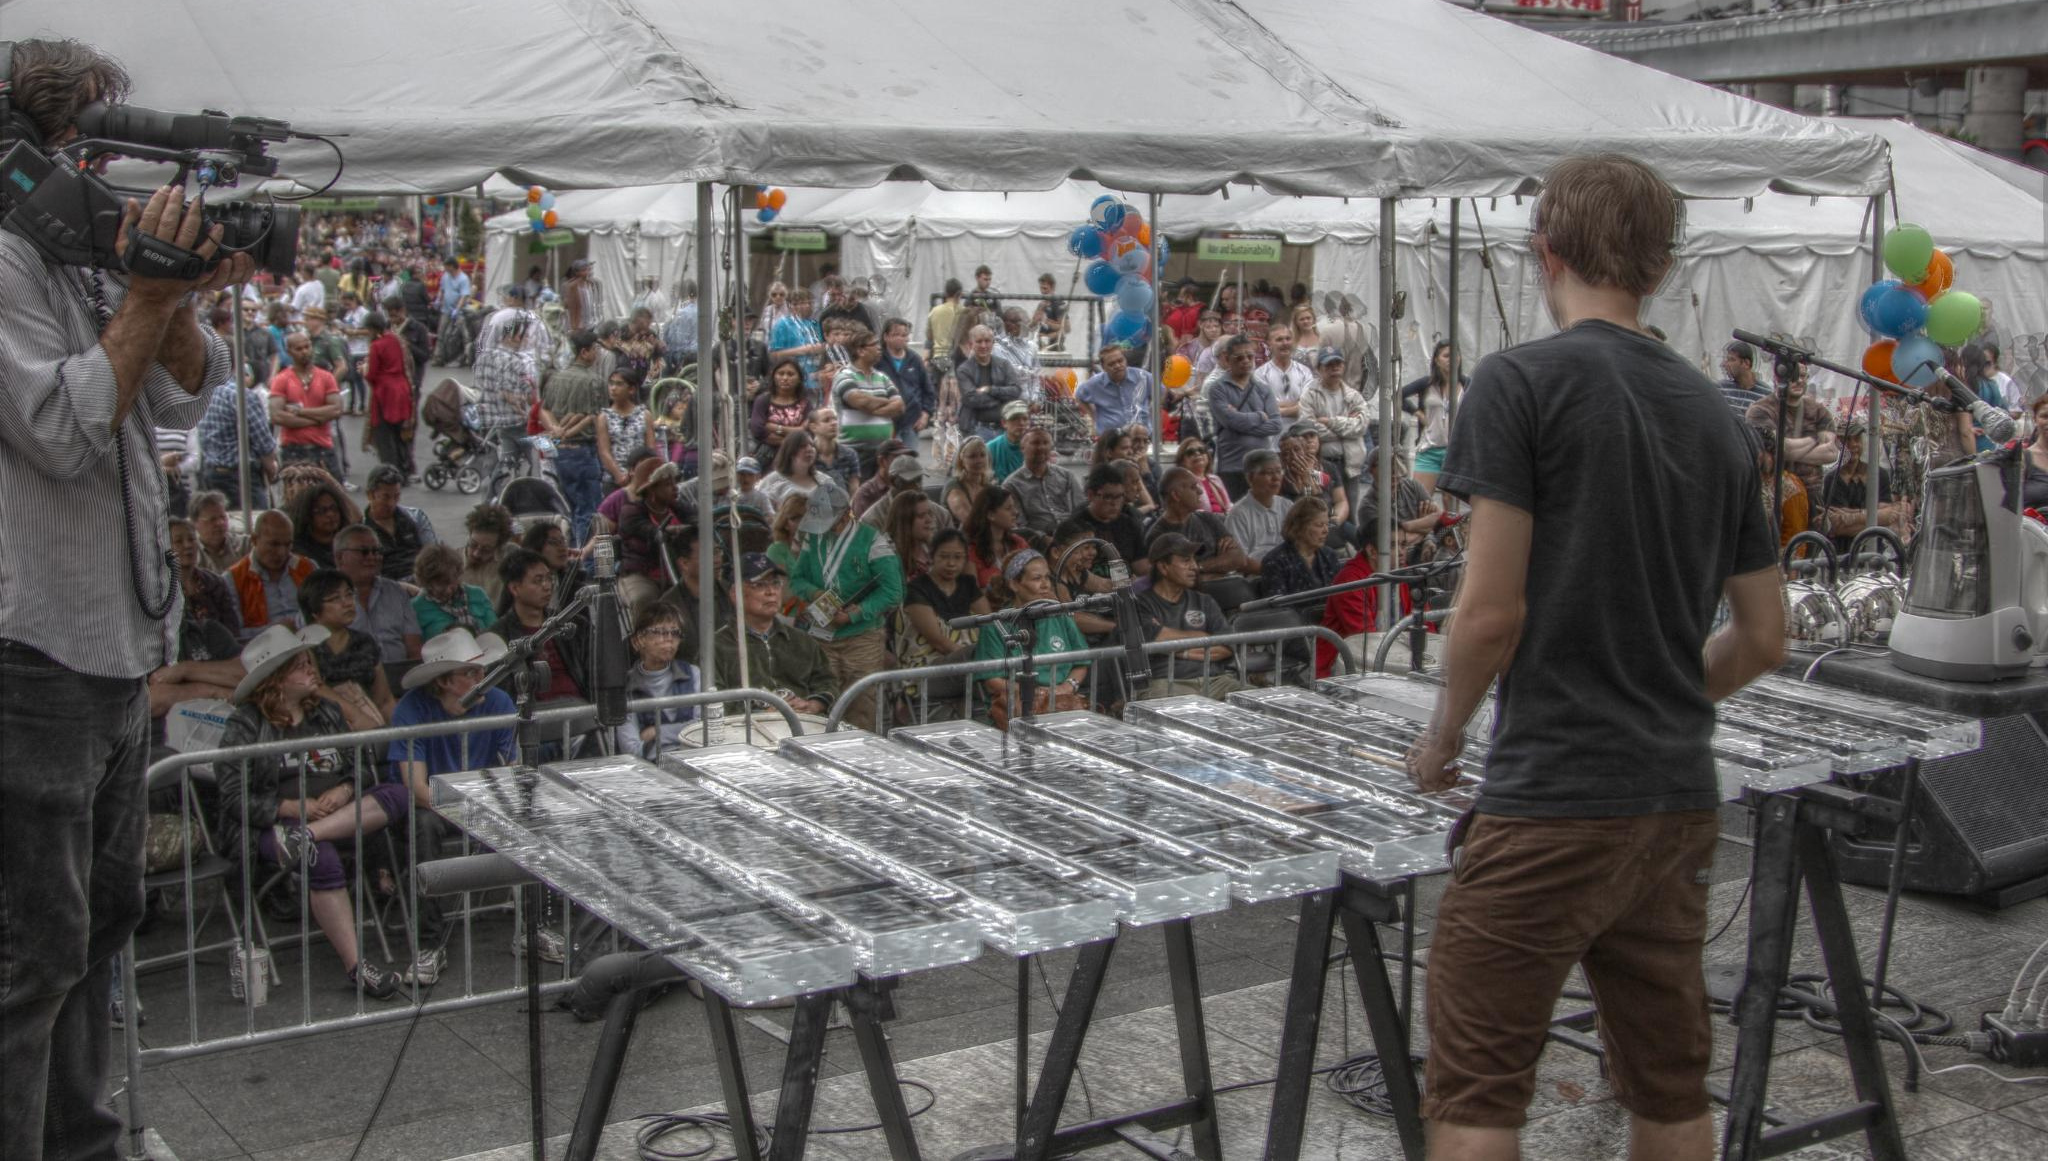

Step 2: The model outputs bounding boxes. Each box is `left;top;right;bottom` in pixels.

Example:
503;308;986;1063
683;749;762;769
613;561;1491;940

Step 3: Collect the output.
121;687;802;1161
826;623;1358;732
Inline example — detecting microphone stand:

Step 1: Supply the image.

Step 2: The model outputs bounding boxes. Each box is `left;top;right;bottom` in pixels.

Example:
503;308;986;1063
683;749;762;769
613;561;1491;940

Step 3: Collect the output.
465;583;603;767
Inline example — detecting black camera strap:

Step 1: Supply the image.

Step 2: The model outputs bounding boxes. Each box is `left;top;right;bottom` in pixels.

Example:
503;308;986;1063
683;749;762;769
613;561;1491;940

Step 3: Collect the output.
73;265;180;622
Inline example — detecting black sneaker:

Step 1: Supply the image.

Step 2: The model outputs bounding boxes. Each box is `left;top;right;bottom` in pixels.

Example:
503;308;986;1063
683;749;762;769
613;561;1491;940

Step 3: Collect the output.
348;960;400;1000
271;823;316;866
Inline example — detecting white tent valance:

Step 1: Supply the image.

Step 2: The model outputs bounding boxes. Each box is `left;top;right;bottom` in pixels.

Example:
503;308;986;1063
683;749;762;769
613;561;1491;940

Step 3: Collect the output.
18;0;1890;198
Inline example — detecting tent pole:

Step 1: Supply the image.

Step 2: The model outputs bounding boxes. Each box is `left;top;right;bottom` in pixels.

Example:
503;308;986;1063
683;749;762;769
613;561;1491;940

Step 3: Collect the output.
1446;200;1461;434
1147;191;1163;470
695;183;718;690
1376;199;1396;568
1866;195;1885;530
230;282;252;531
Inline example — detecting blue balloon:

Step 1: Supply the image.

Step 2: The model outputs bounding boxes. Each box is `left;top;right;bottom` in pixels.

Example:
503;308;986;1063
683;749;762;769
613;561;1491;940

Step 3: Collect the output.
1115;275;1154;316
539;191;557;211
1090;196;1127;231
1111;244;1150;276
1067;225;1106;259
1870;283;1928;339
1083;261;1121;297
1103;310;1150;347
530;219;544;233
1891;334;1943;387
1858;280;1901;335
758;206;779;223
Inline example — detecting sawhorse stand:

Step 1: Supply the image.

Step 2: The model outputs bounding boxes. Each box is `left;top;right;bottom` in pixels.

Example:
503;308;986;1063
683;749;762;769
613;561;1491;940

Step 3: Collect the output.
567;951;924;1161
955;917;1222;1161
1723;783;1908;1161
1263;876;1425;1161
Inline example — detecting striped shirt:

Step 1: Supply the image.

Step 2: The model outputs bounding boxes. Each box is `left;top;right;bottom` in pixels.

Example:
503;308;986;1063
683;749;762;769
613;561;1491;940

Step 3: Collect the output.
0;234;230;677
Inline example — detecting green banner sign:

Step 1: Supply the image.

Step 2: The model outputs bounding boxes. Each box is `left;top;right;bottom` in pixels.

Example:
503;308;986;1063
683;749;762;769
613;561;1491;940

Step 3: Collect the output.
773;227;829;252
527;228;577;253
295;196;384;211
1195;233;1284;264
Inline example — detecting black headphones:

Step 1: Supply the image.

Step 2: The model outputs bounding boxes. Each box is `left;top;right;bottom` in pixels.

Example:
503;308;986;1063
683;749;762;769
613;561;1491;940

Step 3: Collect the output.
0;40;46;149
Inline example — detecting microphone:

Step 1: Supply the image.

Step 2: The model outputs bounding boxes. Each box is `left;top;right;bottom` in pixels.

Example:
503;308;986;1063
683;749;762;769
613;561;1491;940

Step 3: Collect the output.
587;537;630;729
1105;557;1150;693
1932;368;2018;444
1731;329;1815;362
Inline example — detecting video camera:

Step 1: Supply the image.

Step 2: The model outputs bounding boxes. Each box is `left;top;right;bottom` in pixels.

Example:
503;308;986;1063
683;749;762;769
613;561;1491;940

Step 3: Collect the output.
0;42;303;279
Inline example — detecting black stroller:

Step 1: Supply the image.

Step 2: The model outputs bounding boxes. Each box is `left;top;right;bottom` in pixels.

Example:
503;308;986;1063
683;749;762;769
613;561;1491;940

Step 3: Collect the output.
419;379;487;495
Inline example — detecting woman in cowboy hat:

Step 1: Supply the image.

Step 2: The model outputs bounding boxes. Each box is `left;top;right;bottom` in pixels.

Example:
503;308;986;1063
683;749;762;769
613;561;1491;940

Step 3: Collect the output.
216;625;411;999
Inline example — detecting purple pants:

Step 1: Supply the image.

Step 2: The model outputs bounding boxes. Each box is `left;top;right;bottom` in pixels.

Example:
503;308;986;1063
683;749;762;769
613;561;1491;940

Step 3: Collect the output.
257;781;412;890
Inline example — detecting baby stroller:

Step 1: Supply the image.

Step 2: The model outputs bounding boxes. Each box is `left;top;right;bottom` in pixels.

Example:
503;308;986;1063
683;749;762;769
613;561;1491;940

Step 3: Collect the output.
419;378;487;495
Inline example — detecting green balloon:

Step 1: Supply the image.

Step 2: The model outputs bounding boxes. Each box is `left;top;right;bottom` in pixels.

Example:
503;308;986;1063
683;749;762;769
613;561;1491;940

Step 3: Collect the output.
1883;223;1934;282
1925;290;1983;347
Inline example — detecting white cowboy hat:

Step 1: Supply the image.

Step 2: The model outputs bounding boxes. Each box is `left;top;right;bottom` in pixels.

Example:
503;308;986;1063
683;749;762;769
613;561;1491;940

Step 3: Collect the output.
233;624;332;703
402;629;509;691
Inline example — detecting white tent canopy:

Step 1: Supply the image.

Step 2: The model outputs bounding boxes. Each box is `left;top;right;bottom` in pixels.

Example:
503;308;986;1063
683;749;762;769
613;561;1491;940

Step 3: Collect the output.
21;0;1888;198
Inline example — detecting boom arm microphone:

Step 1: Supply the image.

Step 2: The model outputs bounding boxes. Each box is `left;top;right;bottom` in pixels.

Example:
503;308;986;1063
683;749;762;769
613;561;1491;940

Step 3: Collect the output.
1930;366;2018;444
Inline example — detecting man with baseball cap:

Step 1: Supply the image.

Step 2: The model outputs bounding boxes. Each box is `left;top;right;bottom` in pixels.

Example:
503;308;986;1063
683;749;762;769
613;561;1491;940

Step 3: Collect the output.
860;453;953;532
985;400;1031;482
716;553;840;716
851;438;910;518
1134;534;1239;699
1299;346;1373;518
787;481;902;732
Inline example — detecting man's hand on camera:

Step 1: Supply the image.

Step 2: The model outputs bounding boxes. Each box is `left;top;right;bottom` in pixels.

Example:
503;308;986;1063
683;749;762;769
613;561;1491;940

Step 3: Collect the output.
114;185;256;300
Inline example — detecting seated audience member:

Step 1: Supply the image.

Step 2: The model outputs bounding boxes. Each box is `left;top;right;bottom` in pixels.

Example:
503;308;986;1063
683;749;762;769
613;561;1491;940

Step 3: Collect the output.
885;490;940;580
361;465;436;581
766;494;808;576
152;519;247;718
1279;424;1355;547
787;481;902;734
716;553;841;716
861;453;949;532
217;626;404;999
1357;444;1444;569
1225;450;1293;568
1259;497;1342;611
851;438;911;518
965;484;1032;587
461;504;516;604
231;510;317;639
944;436;995;527
1173;437;1233;514
1069;464;1152;579
496;548;590;709
732;456;775;521
615;603;704;758
654;519;722;664
1047;519;1121;647
412;542;497;639
896;529;988;672
756;430;831;513
617;462;686;614
1819;418;1912;549
596;447;668;533
1136;534;1240;699
807;408;862;487
335;524;424;666
191;490;251;574
984;401;1030;481
287;475;356;569
1003;426;1085;537
971;550;1090;729
1147;467;1256;612
300;568;396;721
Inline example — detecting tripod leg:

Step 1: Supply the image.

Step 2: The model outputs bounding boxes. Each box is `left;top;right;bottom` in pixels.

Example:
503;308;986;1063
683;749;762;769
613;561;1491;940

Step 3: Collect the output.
1340;909;1425;1161
1722;795;1802;1161
1798;824;1908;1161
1262;889;1337;1161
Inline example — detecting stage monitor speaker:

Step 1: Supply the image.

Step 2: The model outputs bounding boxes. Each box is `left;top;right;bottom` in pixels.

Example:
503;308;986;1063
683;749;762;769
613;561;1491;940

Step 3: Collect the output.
1829;712;2048;908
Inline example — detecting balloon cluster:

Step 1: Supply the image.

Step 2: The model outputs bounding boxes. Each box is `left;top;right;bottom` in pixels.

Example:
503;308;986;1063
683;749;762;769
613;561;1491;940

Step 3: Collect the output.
755;187;788;224
523;186;558;233
1857;223;1983;388
1068;195;1167;349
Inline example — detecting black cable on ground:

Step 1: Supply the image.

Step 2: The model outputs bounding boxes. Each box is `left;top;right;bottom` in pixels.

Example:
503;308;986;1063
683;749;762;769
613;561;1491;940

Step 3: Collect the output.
345;993;432;1161
632;1079;938;1161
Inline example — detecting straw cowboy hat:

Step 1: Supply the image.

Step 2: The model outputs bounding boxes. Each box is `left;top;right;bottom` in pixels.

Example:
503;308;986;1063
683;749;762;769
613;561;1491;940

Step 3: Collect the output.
402;629;510;691
233;624;332;703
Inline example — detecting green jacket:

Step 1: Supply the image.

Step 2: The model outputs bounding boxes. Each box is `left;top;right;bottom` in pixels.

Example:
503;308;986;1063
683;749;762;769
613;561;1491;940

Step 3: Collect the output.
716;618;840;706
787;520;903;640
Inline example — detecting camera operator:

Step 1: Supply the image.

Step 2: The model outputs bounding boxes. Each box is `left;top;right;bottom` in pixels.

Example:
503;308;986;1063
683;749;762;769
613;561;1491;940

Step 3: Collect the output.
0;38;253;1161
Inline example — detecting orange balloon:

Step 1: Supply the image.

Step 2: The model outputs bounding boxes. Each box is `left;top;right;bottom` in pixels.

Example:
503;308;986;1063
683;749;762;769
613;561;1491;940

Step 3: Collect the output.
1163;354;1191;388
527;186;543;204
768;187;788;210
1056;367;1077;392
755;189;769;210
1136;222;1152;247
1862;339;1899;384
541;209;559;229
1910;249;1953;298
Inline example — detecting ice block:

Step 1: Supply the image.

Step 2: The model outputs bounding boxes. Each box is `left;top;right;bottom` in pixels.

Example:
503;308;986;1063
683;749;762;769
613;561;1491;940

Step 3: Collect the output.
434;765;854;1003
662;747;1119;956
894;720;1339;903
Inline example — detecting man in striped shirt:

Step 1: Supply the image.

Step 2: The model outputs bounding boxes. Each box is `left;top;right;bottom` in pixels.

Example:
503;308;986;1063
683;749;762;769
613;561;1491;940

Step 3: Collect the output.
1718;341;1766;421
0;38;250;1160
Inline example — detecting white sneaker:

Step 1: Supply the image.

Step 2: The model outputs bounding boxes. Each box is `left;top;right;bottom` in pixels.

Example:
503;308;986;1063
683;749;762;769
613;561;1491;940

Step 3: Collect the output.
399;946;447;986
511;927;567;964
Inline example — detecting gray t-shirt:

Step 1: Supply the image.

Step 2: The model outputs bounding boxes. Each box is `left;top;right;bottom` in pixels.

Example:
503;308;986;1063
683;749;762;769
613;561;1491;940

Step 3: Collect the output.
1438;320;1776;819
1135;585;1228;679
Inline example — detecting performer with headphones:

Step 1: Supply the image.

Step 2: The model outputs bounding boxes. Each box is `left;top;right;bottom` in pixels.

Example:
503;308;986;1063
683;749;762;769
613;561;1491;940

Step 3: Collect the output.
0;38;254;1161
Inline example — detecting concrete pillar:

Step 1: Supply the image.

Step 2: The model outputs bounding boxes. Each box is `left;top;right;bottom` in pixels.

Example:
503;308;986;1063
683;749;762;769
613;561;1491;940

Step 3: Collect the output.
1750;82;1795;109
1964;66;2028;156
